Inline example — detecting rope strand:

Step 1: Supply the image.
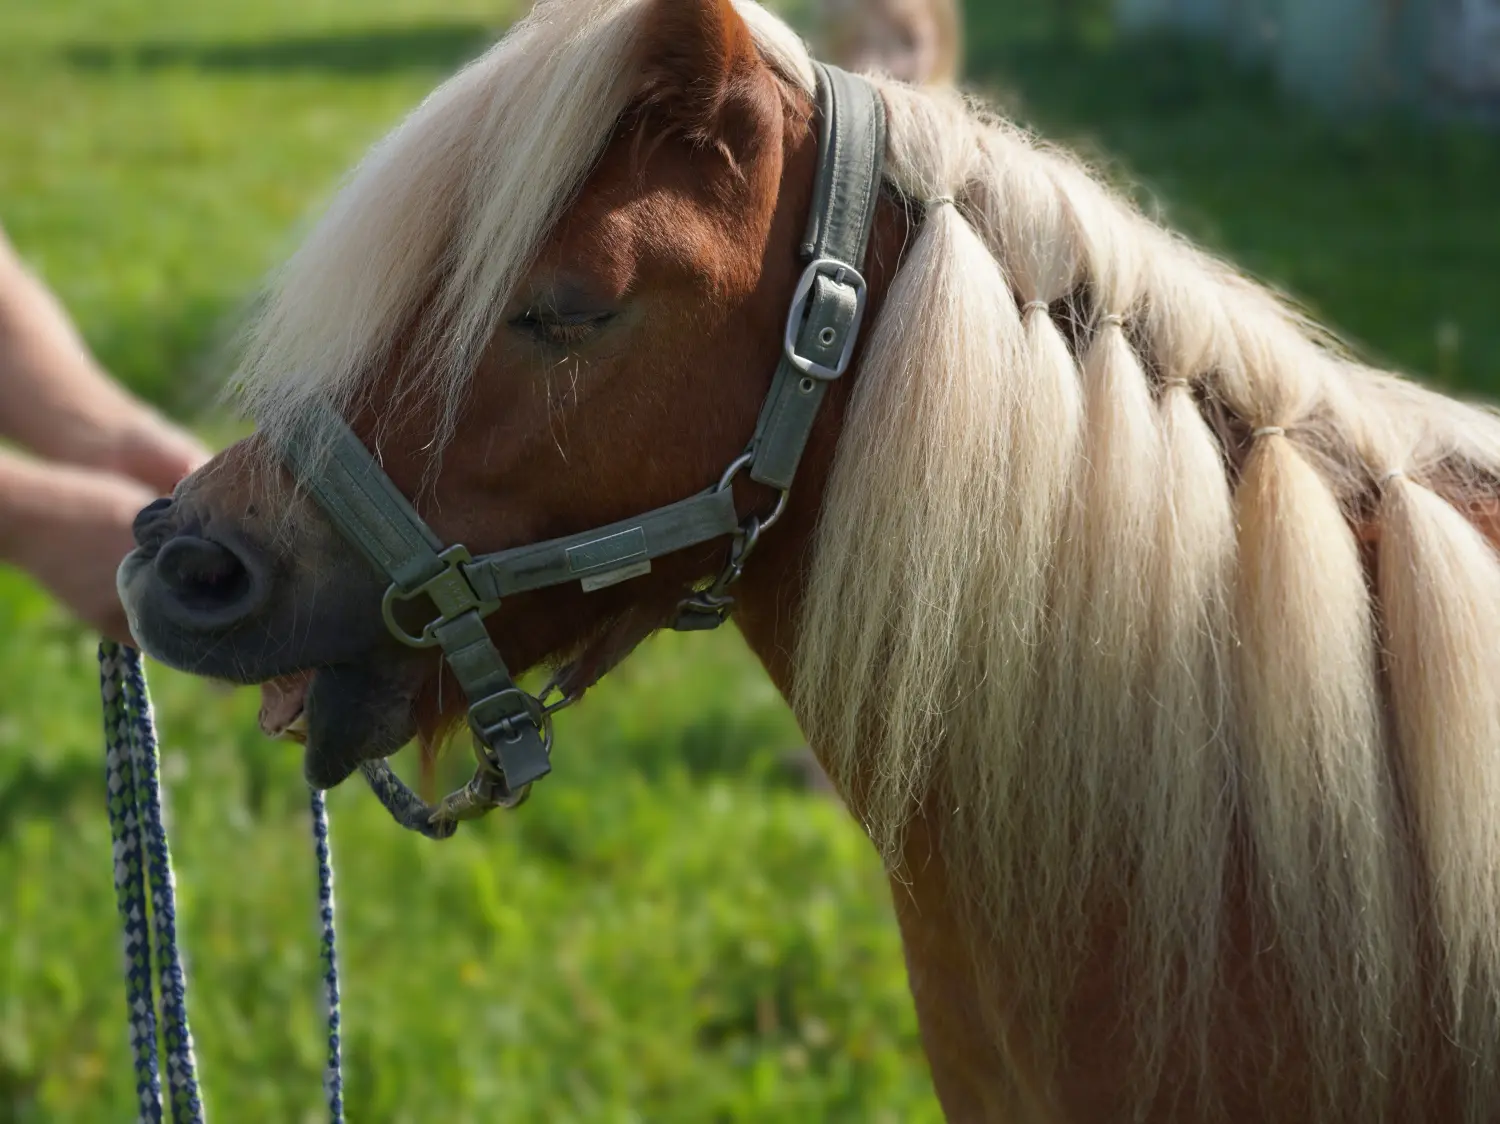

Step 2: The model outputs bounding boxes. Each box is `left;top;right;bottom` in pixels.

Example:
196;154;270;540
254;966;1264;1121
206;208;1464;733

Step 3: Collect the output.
120;653;204;1123
101;644;163;1124
102;642;345;1123
310;789;346;1124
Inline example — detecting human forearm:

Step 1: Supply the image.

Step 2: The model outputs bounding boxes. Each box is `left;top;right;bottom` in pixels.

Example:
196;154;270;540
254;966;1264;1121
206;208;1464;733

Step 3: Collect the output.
0;230;208;489
0;232;128;456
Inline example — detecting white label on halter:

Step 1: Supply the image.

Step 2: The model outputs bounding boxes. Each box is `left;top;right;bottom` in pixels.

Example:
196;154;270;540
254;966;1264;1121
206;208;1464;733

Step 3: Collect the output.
580;560;653;593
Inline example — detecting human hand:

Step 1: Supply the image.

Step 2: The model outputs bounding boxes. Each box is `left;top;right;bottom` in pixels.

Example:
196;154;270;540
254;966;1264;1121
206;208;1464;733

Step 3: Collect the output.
0;453;156;645
90;405;211;496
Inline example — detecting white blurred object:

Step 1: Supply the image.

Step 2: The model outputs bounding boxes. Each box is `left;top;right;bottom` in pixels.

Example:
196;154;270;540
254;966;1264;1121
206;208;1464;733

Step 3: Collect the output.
1434;0;1500;97
815;0;963;86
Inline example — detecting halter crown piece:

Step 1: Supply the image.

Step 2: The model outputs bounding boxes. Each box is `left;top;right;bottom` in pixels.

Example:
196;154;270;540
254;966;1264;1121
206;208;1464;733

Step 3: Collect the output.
271;65;887;837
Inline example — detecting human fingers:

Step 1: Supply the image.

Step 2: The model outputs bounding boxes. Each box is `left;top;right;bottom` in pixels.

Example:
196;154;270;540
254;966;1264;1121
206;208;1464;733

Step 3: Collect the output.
115;412;213;494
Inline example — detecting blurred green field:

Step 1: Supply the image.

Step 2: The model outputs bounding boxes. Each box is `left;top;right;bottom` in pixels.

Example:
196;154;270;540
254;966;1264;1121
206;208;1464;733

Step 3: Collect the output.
1;0;1497;1121
964;4;1500;394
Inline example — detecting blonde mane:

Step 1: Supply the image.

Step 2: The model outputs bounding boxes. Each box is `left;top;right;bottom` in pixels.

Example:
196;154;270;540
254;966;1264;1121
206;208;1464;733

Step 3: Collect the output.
797;80;1500;1120
233;0;813;455
232;1;1500;1116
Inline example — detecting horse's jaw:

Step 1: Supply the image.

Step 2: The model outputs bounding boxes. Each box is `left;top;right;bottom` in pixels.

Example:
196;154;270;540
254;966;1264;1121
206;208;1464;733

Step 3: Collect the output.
257;665;422;790
260;671;313;741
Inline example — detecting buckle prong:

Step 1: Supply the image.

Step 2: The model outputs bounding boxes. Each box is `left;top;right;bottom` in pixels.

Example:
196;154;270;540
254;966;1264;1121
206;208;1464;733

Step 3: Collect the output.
783;257;869;380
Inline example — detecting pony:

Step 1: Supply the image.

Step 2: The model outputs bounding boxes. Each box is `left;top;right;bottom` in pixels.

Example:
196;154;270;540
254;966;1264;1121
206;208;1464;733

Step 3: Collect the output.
118;1;1500;1120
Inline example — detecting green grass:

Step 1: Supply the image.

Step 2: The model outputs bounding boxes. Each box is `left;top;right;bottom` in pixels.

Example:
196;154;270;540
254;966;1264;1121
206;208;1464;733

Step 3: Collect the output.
963;7;1500;395
1;0;1497;1120
0;605;931;1122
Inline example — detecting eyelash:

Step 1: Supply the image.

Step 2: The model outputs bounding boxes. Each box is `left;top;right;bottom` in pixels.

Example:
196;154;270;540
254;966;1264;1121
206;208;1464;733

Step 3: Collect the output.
510;310;615;347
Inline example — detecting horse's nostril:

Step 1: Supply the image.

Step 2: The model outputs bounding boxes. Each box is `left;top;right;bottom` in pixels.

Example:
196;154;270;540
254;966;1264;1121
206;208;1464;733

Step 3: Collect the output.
132;497;175;547
155;536;253;613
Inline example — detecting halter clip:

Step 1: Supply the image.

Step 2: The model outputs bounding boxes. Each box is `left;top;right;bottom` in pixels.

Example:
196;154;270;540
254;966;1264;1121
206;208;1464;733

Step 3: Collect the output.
379;545;498;648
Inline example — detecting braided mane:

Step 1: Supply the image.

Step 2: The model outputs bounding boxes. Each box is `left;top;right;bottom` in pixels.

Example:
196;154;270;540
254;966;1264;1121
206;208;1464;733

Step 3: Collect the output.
796;77;1500;1121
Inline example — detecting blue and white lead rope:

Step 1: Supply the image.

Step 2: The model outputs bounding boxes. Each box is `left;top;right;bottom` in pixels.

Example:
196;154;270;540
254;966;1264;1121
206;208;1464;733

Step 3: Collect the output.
100;641;346;1124
309;787;345;1122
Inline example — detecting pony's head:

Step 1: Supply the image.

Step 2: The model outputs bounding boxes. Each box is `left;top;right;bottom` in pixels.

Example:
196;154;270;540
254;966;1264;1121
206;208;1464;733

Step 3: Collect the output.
118;0;846;783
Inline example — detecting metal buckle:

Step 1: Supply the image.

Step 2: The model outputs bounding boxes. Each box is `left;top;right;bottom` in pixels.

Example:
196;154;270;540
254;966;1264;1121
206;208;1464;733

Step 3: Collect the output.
380;545;499;648
674;590;736;632
428;684;575;827
783;257;868;380
468;686;550;753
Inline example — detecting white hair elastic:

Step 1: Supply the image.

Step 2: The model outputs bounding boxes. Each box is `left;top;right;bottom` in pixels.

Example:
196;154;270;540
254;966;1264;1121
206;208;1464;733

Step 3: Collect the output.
926;195;957;210
1380;468;1407;486
1160;378;1192;391
1252;426;1285;439
1098;313;1125;329
1022;300;1049;317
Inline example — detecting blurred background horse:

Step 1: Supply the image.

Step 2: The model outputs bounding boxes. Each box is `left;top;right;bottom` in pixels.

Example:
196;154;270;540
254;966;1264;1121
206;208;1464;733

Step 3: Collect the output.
815;0;962;84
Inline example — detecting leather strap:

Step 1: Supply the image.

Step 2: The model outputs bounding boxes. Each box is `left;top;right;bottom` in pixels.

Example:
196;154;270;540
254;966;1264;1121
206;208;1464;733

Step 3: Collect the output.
284;408;444;591
271;64;886;823
466;489;739;602
275;405;553;797
274;403;744;799
748;63;885;491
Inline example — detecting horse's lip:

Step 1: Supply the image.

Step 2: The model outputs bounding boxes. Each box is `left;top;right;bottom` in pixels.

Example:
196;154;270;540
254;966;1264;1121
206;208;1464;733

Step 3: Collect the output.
259;669;314;741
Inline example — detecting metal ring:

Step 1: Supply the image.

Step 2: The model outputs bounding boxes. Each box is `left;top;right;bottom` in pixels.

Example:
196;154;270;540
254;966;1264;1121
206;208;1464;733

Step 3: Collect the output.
734;515;763;564
380;582;447;648
757;488;791;533
714;450;789;532
716;451;755;493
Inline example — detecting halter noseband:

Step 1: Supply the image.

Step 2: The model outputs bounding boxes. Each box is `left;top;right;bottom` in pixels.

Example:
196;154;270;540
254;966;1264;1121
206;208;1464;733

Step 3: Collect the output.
272;64;886;834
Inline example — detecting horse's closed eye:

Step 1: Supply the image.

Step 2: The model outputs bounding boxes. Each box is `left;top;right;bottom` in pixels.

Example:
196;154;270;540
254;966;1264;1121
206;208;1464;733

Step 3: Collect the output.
509;309;616;348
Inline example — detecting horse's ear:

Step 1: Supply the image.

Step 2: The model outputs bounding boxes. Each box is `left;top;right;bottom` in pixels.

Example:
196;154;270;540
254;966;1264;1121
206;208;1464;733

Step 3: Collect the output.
635;0;774;154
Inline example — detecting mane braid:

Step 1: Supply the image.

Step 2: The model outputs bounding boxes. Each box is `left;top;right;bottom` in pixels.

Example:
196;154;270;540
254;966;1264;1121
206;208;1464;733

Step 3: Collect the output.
795;78;1500;1122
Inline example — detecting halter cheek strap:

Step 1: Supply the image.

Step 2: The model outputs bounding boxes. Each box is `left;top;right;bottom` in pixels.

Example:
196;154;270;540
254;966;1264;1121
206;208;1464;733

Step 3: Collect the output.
272;63;886;831
746;63;883;494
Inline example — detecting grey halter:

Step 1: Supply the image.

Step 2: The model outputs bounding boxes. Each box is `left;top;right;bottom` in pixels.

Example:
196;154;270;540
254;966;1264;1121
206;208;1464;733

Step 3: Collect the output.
273;63;886;832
